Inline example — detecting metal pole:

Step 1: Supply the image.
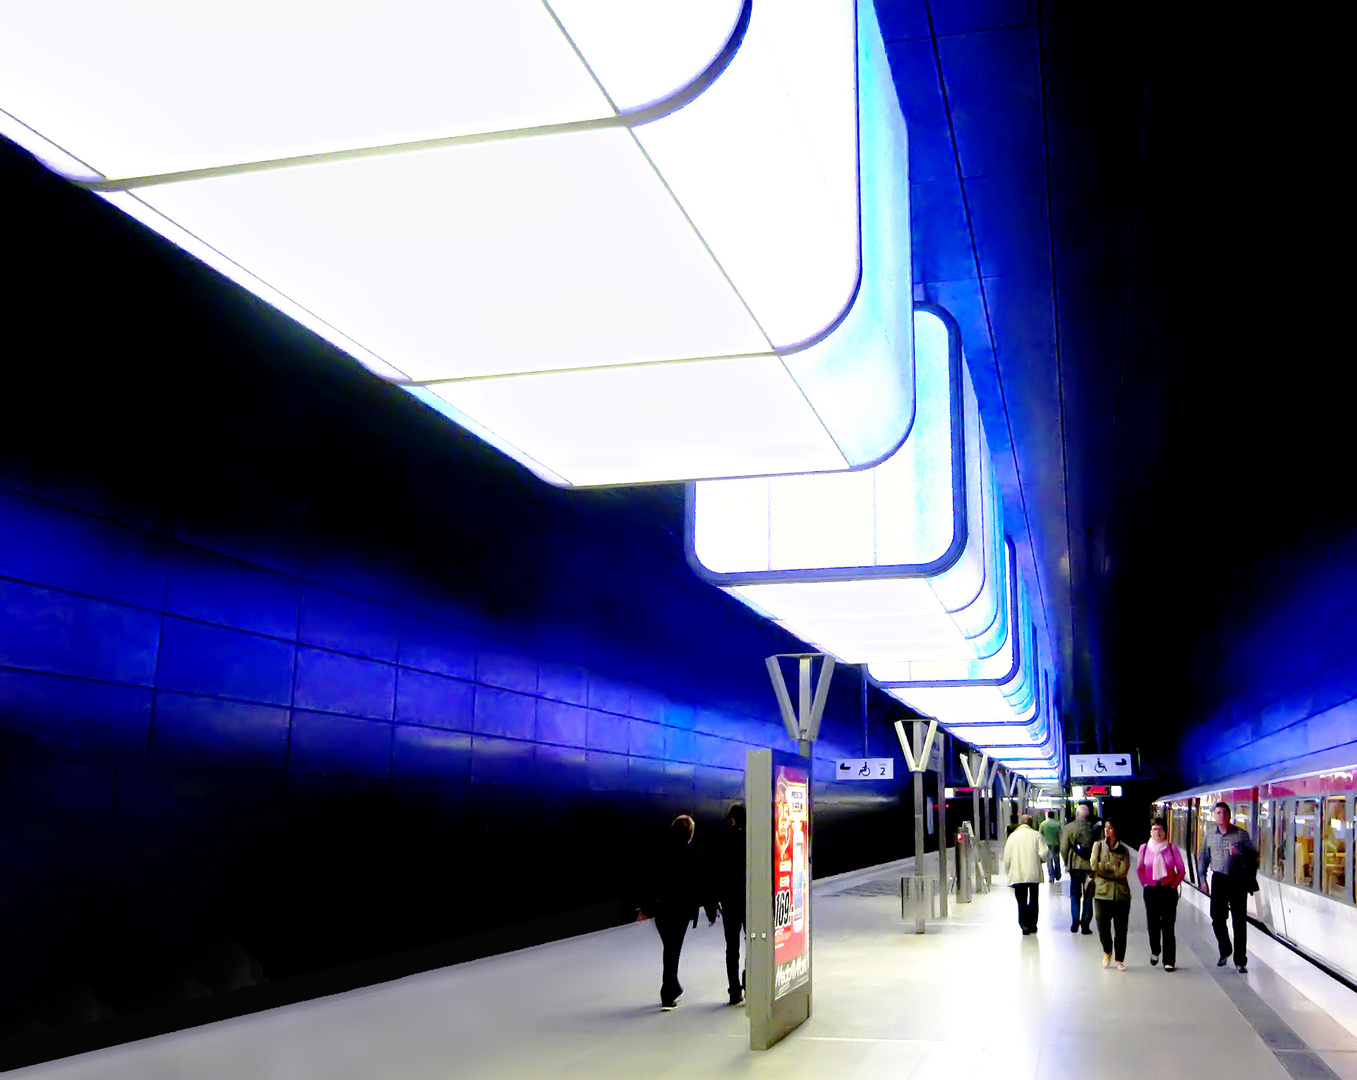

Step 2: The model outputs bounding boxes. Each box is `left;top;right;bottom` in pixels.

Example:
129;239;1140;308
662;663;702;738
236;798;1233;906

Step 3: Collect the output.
912;759;926;932
981;780;993;882
935;730;948;918
895;719;937;933
797;657;813;758
971;769;983;882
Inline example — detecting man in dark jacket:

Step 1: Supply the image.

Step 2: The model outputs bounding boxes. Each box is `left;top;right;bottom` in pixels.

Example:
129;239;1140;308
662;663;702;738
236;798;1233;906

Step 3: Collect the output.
711;804;746;1005
1199;801;1259;972
1060;804;1097;934
642;814;714;1010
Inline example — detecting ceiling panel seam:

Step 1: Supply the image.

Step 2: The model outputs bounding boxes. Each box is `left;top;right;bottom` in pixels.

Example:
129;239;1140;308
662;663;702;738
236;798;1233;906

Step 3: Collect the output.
923;0;1053;700
1036;11;1077;747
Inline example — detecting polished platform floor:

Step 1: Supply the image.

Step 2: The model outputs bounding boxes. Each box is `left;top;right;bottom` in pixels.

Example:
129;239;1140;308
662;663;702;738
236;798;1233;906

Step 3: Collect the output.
13;852;1357;1079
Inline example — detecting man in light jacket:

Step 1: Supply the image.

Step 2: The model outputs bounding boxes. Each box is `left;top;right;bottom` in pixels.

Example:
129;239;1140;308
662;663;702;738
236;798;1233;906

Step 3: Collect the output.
1002;814;1048;935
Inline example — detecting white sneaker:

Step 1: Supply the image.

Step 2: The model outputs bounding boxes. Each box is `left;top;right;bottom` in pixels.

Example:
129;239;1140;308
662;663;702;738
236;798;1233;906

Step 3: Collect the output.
1101;954;1111;968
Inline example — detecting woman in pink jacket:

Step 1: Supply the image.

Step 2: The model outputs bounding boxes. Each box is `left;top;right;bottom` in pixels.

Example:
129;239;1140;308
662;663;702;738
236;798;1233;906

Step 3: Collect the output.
1137;817;1187;971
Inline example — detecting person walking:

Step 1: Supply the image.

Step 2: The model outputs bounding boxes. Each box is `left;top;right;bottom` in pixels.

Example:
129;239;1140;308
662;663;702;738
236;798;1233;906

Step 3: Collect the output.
1198;801;1259;972
1137;816;1186;971
1091;820;1132;970
711;803;746;1005
639;814;715;1010
1060;804;1097;934
1002;813;1048;934
1038;810;1063;882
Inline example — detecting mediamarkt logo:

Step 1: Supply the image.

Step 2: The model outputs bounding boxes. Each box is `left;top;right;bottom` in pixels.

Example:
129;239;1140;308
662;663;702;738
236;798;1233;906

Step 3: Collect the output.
774;953;809;991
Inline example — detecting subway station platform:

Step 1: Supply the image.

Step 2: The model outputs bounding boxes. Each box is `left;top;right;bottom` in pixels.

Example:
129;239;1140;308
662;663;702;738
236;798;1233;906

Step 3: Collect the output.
13;853;1357;1080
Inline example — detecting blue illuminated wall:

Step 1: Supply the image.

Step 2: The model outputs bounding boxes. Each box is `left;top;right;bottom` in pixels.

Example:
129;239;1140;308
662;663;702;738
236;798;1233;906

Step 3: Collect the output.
0;442;918;1048
0;137;932;1061
1178;519;1357;786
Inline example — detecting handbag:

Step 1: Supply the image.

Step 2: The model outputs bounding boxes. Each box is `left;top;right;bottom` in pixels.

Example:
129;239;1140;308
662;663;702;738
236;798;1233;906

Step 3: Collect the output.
1084;840;1102;900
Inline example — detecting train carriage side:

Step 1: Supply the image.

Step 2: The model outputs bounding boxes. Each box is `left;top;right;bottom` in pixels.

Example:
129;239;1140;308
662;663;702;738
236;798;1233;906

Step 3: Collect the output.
1159;758;1357;984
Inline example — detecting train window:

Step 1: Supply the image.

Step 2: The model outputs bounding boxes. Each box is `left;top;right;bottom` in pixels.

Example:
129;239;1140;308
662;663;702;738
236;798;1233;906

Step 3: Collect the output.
1235;801;1252;836
1273;799;1289;880
1323;796;1348;899
1295;798;1318;889
1259;801;1272;878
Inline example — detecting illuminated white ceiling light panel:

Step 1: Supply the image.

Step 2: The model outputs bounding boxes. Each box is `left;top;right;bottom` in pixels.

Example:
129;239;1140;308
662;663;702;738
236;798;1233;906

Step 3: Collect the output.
1;0;915;487
887;617;1058;768
891;632;1040;739
923;668;1064;776
687;306;1005;666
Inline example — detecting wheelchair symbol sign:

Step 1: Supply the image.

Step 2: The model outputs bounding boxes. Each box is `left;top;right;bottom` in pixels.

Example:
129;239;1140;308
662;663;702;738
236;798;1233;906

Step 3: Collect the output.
835;758;894;781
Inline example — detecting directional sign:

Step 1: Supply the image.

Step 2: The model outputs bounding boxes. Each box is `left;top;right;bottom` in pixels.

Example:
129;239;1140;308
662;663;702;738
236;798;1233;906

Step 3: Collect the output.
834;758;894;781
1069;753;1133;778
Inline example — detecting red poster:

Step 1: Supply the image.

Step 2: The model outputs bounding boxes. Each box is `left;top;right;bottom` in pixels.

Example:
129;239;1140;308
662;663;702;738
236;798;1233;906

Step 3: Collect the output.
772;762;809;999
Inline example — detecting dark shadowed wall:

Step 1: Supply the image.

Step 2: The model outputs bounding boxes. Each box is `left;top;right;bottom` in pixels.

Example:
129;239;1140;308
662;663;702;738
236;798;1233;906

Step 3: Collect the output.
0;139;942;1064
1178;511;1357;787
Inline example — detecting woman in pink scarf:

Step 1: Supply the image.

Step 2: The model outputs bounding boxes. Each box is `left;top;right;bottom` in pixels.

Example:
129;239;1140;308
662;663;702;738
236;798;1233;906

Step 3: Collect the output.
1137;817;1186;970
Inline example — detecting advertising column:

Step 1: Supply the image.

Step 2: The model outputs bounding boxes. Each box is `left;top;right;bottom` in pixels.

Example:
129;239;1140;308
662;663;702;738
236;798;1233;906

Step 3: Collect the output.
747;748;812;1050
773;762;810;999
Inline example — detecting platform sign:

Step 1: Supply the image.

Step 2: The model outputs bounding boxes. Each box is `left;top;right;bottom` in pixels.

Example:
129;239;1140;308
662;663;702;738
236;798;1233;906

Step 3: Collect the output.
1069;753;1134;778
747;748;812;1051
834;758;894;780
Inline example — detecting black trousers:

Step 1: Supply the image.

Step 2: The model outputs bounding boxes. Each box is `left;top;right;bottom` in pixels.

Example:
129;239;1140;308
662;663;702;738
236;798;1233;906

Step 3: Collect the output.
722;904;745;998
655;914;690;1005
1143;885;1179;966
1210;872;1248;965
1095;897;1129;961
1013;883;1039;931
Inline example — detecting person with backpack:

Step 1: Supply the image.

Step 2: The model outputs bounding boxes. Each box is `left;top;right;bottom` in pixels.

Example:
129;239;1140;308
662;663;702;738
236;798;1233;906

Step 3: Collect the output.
1038;810;1064;882
1198;801;1259;973
1060;803;1097;934
1137;817;1186;971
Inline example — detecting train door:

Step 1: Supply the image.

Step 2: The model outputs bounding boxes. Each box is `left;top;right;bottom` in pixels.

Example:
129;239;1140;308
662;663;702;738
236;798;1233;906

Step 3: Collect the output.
1321;794;1349;900
1295;798;1318;890
1274;797;1291;882
1260;800;1272;880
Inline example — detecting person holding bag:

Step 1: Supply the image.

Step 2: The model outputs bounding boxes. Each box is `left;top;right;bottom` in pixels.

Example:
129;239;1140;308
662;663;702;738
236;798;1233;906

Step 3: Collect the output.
1137;817;1186;971
1091;820;1132;970
1060;804;1097;934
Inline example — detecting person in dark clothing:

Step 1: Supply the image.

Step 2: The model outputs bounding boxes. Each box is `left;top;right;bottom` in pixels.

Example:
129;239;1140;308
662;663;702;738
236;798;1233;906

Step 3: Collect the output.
1198;801;1258;972
640;814;714;1010
711;804;746;1005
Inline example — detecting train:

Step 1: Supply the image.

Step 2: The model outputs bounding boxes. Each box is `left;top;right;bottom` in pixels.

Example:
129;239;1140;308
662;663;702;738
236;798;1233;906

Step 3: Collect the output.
1156;744;1357;984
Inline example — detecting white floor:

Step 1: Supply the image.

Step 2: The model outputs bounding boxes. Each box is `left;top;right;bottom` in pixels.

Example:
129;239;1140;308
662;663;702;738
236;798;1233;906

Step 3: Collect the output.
1178;883;1357;1079
13;854;1357;1080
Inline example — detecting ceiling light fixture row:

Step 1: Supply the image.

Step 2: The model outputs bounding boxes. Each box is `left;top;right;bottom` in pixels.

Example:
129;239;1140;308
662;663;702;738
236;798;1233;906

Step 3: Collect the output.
689;306;1064;777
1;1;1063;776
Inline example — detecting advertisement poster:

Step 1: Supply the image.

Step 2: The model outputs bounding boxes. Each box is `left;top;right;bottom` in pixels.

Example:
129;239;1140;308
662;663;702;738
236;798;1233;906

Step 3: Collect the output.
772;762;810;1000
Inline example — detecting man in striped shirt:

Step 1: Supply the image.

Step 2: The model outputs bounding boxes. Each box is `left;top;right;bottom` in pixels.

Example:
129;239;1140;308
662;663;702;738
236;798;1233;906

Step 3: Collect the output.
1197;801;1257;973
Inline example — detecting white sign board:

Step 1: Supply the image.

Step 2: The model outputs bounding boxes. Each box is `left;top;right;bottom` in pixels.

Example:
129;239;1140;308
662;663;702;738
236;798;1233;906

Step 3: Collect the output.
1069;753;1134;778
834;758;895;781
